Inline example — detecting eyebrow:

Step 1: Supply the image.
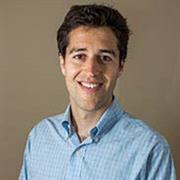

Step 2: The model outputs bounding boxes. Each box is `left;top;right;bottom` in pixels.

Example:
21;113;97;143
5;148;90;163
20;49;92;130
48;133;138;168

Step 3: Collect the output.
68;48;117;57
69;48;87;54
99;49;117;58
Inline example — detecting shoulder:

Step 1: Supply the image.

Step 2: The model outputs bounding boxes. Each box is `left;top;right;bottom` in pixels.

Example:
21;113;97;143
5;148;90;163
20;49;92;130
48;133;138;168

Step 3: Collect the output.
114;112;170;152
27;113;65;140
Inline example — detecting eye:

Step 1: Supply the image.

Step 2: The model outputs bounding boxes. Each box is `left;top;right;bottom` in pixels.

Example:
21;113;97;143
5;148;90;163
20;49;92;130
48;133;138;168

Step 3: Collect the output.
100;55;113;63
72;54;86;61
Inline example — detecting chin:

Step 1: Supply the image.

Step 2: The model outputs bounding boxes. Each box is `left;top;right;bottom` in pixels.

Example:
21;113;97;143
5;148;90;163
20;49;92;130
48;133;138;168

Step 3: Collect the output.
77;99;109;112
78;102;99;112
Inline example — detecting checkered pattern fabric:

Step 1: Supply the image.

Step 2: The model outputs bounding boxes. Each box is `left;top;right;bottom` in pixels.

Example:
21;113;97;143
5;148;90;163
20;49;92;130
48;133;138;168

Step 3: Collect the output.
19;98;176;180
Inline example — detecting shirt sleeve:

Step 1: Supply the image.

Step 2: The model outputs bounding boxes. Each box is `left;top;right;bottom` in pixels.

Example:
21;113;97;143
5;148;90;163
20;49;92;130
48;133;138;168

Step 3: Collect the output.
145;139;176;180
19;135;31;180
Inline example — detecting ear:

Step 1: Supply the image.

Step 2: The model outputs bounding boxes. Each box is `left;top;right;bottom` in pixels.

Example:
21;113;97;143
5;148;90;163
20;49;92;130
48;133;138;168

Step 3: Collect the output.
59;54;66;76
118;61;124;77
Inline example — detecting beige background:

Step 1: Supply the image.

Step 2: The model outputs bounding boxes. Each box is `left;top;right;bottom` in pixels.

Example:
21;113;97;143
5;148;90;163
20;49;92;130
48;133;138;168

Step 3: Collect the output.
0;0;179;179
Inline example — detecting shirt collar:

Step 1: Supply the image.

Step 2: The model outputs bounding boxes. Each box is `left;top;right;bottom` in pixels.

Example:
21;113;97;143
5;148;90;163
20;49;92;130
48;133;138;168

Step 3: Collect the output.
61;97;124;142
91;97;124;142
61;105;74;138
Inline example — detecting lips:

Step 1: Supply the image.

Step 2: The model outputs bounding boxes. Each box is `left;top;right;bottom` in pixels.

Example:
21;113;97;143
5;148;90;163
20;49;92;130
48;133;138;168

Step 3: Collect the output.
81;82;99;89
78;81;103;91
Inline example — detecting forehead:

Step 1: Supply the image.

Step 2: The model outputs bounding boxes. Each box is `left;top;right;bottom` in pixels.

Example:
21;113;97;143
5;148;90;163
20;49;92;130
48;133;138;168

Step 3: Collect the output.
67;26;118;52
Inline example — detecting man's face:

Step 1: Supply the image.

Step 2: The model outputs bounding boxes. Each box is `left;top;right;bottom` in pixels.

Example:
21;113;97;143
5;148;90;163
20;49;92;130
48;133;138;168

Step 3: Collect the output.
60;26;123;112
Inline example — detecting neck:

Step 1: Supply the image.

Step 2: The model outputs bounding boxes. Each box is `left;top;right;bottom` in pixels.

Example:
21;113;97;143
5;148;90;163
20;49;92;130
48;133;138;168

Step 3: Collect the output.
70;98;113;141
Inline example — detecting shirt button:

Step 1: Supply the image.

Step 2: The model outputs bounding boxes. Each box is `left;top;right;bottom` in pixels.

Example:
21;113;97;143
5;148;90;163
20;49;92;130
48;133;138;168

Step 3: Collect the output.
93;137;99;143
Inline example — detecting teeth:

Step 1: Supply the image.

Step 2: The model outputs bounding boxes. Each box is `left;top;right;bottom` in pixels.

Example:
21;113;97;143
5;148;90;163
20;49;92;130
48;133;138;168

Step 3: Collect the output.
81;82;99;88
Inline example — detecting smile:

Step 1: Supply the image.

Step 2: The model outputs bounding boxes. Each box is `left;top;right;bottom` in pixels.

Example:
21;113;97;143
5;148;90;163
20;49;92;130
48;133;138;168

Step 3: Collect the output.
81;82;99;89
78;81;103;91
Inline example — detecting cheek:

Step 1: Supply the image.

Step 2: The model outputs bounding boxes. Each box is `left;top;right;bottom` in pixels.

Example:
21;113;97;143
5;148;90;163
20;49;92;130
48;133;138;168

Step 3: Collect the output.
105;67;120;80
65;64;81;79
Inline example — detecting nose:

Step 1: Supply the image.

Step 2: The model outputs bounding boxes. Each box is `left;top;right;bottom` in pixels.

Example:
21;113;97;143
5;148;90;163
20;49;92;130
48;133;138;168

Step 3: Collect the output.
84;58;102;76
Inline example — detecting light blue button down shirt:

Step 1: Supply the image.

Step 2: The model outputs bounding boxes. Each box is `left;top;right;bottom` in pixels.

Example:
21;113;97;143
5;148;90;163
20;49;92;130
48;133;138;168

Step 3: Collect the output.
19;98;176;180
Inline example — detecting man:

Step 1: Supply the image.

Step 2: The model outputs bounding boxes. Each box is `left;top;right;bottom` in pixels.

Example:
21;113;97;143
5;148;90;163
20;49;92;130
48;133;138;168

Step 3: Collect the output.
19;4;176;180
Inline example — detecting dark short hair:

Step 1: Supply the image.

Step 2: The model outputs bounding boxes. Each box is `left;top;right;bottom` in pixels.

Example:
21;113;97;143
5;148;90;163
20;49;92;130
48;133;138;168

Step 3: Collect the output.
57;4;130;62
